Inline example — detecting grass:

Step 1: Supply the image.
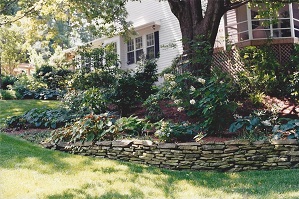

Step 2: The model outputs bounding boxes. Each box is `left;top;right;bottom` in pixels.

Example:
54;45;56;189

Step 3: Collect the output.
0;133;299;199
0;99;61;127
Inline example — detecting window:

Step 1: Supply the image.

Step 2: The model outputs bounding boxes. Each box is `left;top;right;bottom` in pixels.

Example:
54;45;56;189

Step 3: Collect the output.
127;31;159;65
135;36;143;62
146;33;155;59
127;38;135;64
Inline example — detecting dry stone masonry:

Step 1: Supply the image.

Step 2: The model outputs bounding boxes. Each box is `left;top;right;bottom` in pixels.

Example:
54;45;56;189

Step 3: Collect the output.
45;139;299;172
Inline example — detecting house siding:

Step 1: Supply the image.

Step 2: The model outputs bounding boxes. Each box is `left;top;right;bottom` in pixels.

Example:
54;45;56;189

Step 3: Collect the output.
120;0;183;73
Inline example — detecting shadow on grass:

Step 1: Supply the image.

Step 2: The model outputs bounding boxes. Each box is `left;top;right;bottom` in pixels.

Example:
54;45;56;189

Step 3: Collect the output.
48;185;145;199
0;133;71;173
1;133;299;198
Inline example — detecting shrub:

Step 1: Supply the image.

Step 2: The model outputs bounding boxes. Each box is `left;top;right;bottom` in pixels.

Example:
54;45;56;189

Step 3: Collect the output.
135;59;158;100
35;65;73;90
237;45;290;98
158;71;237;133
13;74;46;99
1;75;17;90
0;89;17;100
143;94;164;122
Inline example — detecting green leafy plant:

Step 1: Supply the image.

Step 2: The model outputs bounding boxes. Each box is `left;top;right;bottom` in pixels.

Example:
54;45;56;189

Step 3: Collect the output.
154;121;200;142
0;88;17;100
143;94;164;122
50;114;153;144
6;108;74;129
272;119;299;140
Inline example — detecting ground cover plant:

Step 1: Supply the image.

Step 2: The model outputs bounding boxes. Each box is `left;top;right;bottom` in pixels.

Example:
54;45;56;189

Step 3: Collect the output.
1;133;299;199
0;100;61;128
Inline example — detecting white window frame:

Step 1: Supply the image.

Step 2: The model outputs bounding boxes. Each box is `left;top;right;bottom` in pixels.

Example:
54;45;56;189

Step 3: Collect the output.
127;32;157;65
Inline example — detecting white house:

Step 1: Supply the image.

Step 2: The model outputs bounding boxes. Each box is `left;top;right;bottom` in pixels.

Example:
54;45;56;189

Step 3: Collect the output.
66;1;299;74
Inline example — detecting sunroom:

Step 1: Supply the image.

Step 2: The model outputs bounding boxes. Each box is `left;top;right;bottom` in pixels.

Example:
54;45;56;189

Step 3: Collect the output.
224;3;299;47
213;3;299;72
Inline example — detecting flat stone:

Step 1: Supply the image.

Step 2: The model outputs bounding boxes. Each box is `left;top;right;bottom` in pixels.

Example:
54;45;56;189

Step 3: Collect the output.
289;151;299;156
202;145;225;150
177;142;202;146
158;143;177;149
178;145;198;150
132;140;154;146
271;140;298;145
224;146;239;152
291;157;299;162
96;141;112;146
225;140;250;145
112;140;133;147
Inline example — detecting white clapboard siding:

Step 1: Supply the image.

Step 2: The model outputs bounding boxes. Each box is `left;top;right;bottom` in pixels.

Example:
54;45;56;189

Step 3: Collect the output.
120;0;183;73
226;9;239;44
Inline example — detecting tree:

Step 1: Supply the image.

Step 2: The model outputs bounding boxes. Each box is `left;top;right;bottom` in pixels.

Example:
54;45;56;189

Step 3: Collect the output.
0;0;296;77
167;0;298;75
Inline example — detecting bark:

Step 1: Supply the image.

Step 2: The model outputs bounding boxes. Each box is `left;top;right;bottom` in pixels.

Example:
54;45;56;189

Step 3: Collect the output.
168;0;248;75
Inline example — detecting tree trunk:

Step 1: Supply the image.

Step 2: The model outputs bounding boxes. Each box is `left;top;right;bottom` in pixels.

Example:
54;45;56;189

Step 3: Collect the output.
168;0;226;76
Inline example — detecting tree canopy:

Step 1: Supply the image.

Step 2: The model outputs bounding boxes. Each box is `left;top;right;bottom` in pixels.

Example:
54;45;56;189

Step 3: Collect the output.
0;0;298;78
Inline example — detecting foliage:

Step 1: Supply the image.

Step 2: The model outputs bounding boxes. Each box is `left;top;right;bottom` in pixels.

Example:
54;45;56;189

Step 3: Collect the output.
1;74;17;90
229;111;299;141
71;46;119;90
134;59;159;100
0;99;61;128
6;108;74;129
143;94;163;122
110;71;139;115
34;88;65;100
0;25;26;75
237;46;281;97
154;121;200;143
12;73;47;99
35;65;73;90
50;114;152;144
80;87;108;114
158;70;237;133
272;118;299;140
289;72;299;102
0;88;17;100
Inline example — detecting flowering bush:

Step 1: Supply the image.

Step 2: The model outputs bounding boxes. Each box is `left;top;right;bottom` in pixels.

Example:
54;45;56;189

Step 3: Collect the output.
160;71;237;133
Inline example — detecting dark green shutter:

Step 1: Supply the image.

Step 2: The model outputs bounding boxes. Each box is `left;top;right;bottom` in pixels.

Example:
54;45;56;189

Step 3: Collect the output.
154;31;160;58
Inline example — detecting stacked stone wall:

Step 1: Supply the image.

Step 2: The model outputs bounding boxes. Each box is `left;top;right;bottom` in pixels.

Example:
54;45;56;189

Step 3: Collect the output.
46;139;299;172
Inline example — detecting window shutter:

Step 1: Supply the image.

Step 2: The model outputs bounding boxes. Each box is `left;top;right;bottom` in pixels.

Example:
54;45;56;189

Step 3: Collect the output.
154;31;160;58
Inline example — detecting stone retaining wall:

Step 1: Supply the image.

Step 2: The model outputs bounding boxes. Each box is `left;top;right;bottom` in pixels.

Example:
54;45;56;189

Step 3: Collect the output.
45;139;299;172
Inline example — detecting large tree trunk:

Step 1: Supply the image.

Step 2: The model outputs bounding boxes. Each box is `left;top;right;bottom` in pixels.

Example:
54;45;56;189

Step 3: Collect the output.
168;0;226;76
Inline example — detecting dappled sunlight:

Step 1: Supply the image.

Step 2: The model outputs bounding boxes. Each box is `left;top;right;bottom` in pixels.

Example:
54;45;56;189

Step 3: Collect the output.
1;134;299;198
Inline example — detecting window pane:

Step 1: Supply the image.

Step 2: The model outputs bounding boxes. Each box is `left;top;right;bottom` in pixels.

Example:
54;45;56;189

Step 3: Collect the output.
127;52;135;64
146;33;154;46
146;46;155;59
136;49;144;62
127;39;134;52
135;37;143;49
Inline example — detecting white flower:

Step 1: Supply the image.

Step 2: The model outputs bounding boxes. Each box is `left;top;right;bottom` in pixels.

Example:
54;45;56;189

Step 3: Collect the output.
220;81;224;84
190;99;196;104
164;73;176;81
190;86;195;91
177;107;185;112
198;77;206;84
174;99;181;104
170;81;177;87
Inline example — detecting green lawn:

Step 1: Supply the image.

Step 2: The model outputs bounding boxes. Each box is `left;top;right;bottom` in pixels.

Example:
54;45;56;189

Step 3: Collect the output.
0;133;299;199
0;99;61;127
